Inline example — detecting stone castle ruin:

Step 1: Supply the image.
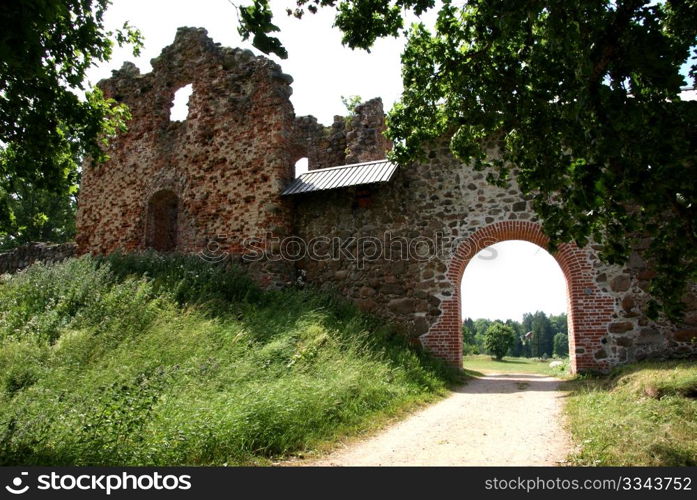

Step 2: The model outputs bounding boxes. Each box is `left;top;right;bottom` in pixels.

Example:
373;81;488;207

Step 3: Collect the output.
76;28;697;373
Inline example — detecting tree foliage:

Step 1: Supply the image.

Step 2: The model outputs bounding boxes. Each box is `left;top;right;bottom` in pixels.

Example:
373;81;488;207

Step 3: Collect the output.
461;317;477;354
239;0;697;320
483;322;516;360
464;311;568;358
553;332;569;357
0;0;141;248
341;94;364;116
0;182;77;250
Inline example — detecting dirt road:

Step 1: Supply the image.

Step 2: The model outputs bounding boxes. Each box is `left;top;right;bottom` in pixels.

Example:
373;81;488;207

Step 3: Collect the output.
309;373;571;466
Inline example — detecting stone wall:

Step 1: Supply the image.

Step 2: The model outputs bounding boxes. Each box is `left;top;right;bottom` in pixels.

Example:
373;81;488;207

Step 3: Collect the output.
0;242;76;274
292;115;347;171
76;28;393;287
345;98;393;164
77;28;697;372
76;28;298;287
292;97;392;170
291;142;697;372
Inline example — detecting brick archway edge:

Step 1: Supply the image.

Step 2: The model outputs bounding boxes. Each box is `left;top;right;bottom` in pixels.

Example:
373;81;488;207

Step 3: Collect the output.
419;221;615;373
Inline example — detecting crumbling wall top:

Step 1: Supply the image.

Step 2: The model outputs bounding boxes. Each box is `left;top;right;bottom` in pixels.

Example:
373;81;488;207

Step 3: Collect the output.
293;97;393;171
97;27;295;124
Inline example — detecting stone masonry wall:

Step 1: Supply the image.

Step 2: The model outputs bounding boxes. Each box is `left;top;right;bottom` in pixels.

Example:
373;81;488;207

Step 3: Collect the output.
292;141;697;372
77;28;697;372
292;98;391;170
345;98;393;164
292;115;347;171
0;242;76;274
76;28;298;287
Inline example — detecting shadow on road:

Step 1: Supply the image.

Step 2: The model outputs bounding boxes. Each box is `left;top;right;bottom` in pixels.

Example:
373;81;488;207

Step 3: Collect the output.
453;373;564;394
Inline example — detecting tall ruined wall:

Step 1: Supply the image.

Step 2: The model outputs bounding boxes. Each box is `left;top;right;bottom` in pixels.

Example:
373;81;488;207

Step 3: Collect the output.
76;28;695;372
292;143;697;372
76;28;297;286
292;115;347;170
77;28;392;288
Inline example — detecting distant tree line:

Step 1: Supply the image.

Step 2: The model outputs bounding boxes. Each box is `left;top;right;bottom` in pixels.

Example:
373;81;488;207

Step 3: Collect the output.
462;311;569;359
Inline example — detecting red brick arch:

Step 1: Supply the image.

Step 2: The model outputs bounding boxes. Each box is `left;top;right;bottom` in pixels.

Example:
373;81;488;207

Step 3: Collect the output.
420;221;615;373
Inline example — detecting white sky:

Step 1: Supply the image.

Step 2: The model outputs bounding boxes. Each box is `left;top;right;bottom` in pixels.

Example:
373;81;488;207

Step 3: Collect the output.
461;241;568;322
87;1;692;323
87;0;417;124
89;0;694;119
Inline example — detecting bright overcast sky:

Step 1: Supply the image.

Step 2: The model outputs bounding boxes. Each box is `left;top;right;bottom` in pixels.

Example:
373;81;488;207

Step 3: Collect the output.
87;0;420;124
461;241;568;322
88;0;695;120
88;1;693;323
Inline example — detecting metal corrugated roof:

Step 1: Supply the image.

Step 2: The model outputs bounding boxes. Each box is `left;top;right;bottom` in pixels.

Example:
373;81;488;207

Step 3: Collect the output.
282;159;398;195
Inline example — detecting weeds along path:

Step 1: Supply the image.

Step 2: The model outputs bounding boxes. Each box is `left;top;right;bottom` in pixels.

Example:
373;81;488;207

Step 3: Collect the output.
307;373;571;466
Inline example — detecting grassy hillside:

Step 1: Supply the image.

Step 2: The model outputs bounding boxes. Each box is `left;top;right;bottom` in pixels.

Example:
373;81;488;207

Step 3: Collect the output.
565;361;697;466
0;254;458;466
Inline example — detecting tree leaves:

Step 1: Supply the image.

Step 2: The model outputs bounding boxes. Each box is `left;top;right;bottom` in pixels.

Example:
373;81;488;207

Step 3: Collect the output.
0;0;142;247
238;0;288;59
240;1;696;319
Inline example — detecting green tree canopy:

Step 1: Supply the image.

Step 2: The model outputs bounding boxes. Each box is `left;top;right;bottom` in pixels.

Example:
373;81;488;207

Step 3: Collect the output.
483;322;516;360
553;332;569;357
0;0;141;247
464;312;567;358
239;0;697;320
0;182;77;250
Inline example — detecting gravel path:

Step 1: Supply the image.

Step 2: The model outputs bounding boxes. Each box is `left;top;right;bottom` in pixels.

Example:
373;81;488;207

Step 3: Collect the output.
308;373;571;466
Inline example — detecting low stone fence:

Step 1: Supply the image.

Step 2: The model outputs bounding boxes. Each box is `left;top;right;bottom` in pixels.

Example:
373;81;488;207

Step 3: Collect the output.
0;242;76;274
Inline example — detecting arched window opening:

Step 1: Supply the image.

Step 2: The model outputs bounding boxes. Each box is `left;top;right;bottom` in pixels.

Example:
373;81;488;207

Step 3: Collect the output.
146;190;179;252
170;84;193;122
294;157;309;178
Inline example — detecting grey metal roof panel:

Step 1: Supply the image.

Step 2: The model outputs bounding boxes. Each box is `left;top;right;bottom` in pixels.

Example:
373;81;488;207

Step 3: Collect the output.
342;164;363;186
282;159;398;195
376;161;394;182
329;165;354;189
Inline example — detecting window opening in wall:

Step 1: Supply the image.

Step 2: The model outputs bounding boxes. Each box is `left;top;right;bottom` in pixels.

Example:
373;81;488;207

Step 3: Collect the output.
294;157;309;178
170;84;193;121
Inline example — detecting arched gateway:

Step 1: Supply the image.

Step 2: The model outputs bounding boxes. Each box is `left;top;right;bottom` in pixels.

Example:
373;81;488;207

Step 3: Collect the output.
76;28;697;374
420;221;614;373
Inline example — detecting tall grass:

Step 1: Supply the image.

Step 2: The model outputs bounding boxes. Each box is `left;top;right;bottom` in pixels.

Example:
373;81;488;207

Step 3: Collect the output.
0;254;458;465
564;361;697;466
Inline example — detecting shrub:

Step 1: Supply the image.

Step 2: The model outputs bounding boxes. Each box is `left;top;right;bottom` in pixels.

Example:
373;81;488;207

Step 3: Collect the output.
483;322;515;360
